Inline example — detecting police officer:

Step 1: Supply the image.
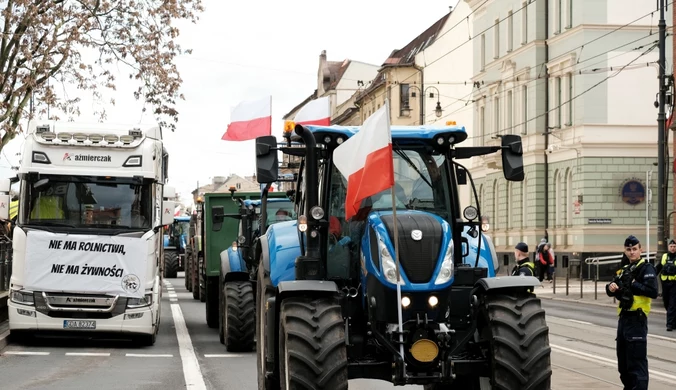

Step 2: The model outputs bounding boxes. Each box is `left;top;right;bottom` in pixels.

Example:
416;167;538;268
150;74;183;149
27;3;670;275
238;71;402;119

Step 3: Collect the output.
605;235;658;390
511;242;535;276
656;239;676;331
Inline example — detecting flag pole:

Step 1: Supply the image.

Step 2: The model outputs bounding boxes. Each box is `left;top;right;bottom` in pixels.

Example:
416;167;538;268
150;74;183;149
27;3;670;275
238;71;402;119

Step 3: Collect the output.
391;188;405;365
386;97;405;366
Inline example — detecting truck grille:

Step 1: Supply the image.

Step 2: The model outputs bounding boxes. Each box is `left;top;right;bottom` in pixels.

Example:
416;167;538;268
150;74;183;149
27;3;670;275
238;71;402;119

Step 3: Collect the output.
380;214;443;283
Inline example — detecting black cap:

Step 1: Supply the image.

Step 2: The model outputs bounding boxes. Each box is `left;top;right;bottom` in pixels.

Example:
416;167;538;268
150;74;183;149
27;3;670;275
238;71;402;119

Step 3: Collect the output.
515;242;528;253
669;239;676;245
624;235;640;247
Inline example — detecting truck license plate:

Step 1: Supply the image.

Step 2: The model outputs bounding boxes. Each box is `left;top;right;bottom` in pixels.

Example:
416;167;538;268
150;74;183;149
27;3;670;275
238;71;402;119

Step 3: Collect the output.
63;320;96;330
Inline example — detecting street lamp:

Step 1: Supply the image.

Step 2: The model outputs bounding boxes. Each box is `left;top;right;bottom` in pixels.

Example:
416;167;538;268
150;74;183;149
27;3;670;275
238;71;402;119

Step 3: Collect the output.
409;85;443;124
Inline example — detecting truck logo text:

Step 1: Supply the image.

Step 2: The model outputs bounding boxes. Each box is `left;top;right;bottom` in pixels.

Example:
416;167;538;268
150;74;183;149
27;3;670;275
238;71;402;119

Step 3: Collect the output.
63;153;112;162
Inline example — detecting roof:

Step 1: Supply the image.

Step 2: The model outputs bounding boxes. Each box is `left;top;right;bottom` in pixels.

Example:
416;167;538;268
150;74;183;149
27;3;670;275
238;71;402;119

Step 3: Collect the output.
355;12;451;102
304;124;468;144
326;60;351;90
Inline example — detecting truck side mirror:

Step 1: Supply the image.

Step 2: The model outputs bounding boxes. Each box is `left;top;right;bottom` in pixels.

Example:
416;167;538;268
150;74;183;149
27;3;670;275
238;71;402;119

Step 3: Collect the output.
501;134;525;181
256;136;279;184
456;166;467;185
212;205;225;231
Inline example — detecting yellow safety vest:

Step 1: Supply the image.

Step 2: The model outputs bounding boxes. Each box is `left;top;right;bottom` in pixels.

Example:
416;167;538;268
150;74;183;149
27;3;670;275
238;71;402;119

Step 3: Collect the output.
616;259;652;316
29;196;65;220
659;253;676;282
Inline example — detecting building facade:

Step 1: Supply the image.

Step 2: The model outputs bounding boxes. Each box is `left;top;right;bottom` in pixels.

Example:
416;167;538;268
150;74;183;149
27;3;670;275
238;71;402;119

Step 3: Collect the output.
465;0;673;274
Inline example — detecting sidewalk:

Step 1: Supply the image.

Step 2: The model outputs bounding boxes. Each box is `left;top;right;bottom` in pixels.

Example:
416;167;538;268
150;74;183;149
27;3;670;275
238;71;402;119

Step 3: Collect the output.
535;276;668;315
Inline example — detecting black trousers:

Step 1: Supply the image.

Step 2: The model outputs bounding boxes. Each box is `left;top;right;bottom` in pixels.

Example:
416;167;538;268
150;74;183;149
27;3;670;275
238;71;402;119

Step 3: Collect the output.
616;312;649;390
663;281;676;328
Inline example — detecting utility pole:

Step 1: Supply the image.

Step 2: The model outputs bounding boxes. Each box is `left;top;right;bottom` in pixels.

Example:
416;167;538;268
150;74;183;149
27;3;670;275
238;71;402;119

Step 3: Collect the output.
657;0;668;258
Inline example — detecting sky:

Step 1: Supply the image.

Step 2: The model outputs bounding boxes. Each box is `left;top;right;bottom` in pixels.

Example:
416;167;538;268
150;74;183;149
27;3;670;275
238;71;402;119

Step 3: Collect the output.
0;0;461;206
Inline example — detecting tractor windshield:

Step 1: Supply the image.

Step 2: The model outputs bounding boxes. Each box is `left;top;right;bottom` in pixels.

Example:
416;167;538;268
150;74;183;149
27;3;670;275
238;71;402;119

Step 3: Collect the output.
328;147;452;219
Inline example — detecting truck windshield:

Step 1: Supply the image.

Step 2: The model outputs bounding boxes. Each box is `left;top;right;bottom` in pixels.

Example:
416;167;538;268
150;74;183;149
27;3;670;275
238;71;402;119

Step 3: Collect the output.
20;176;153;229
329;146;452;219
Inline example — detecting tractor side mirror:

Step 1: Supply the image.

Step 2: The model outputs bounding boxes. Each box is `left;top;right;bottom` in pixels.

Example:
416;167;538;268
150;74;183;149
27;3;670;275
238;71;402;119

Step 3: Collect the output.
256;136;279;184
501;134;525;182
211;206;225;232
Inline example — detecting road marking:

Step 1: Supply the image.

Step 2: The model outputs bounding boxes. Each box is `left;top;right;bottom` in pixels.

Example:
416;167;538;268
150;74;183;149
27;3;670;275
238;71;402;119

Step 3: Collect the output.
3;351;50;356
551;343;676;383
171;302;207;390
168;292;178;298
204;354;247;358
567;319;593;325
126;353;174;358
65;352;110;357
170;298;178;302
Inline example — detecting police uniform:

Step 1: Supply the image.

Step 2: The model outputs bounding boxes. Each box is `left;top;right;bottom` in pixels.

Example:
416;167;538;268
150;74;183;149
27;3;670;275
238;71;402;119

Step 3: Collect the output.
605;235;658;390
656;239;676;330
511;242;535;276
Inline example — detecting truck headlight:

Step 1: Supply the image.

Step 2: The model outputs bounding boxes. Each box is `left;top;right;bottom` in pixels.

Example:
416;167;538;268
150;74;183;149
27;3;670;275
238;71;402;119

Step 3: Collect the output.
434;239;454;285
127;293;153;308
378;240;399;284
10;290;34;306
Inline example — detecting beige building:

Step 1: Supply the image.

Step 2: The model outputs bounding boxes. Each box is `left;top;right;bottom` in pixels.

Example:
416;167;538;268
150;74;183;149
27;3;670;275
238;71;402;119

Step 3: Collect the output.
191;175;261;203
354;13;451;125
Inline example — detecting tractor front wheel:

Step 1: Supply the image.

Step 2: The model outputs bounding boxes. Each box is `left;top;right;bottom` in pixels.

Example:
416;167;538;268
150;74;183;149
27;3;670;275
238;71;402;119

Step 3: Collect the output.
480;292;552;389
278;296;348;389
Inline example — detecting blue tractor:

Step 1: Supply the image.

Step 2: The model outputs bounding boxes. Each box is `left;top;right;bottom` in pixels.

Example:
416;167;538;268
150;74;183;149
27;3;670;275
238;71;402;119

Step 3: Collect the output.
212;188;296;352
253;124;552;389
163;215;190;279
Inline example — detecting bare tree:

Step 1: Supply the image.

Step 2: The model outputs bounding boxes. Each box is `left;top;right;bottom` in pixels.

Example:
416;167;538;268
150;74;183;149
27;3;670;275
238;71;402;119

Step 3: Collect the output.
0;0;204;151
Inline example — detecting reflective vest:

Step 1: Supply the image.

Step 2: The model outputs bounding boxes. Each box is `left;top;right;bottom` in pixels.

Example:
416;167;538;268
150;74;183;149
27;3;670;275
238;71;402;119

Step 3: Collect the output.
616;259;652;316
660;253;676;281
512;260;535;276
29;196;65;220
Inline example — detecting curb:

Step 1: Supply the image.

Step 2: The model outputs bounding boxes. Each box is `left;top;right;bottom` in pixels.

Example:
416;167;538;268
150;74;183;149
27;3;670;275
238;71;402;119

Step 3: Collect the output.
538;295;668;315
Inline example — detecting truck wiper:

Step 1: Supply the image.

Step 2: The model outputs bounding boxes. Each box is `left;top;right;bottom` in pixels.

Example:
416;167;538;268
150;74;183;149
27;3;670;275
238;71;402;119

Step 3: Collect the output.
28;221;77;228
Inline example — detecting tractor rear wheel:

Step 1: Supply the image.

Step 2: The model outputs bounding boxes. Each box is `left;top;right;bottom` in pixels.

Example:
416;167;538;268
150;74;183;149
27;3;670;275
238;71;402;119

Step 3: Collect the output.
279;296;348;389
480;292;552;390
223;281;255;352
163;251;178;279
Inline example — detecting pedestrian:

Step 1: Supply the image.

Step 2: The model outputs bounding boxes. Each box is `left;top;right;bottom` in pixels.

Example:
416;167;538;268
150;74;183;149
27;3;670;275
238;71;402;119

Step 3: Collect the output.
511;242;535;276
537;243;554;282
656;239;676;331
605;235;658;390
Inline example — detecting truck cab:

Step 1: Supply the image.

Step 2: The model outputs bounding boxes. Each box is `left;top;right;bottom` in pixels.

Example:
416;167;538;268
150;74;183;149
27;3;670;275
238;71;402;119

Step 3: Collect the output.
7;120;175;345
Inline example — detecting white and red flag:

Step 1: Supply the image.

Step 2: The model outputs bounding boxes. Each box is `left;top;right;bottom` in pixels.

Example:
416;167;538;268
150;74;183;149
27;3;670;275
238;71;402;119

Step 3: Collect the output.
294;96;331;126
333;101;394;221
222;96;272;141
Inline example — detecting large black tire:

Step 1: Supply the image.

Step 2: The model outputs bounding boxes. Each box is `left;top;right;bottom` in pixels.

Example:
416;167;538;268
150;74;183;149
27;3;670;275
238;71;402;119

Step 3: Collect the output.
279;296;348;390
185;251;192;290
164;251;178;279
223;281;255;352
481;293;551;390
257;261;279;390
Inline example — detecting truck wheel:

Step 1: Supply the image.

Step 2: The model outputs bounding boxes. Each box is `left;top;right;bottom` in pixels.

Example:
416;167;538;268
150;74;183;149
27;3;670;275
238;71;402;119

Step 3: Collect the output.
185;253;192;290
480;293;552;390
279;296;348;389
164;251;178;279
256;262;279;390
223;281;255;352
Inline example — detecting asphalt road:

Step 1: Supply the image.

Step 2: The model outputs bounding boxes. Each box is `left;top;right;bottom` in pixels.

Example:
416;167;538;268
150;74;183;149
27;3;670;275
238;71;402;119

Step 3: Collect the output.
0;275;675;389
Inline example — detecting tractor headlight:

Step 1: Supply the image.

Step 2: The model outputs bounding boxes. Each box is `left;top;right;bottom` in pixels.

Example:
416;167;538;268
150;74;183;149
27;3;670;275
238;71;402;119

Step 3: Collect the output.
434;239;454;285
378;240;399;284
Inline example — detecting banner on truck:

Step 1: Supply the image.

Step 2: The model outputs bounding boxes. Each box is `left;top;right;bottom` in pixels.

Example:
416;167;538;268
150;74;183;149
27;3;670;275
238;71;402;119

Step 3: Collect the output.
23;231;148;298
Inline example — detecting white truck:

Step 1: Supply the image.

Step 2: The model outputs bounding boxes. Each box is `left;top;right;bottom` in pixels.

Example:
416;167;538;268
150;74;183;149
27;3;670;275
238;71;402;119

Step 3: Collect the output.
0;120;175;346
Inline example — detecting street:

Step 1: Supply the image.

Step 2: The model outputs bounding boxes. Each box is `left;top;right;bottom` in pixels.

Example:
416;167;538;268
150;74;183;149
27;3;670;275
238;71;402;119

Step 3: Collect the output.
1;275;676;390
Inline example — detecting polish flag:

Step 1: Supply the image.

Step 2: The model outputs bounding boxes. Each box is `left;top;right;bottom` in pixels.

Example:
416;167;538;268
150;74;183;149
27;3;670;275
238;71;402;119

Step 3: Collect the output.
222;96;272;141
333;101;394;221
294;96;331;126
174;205;182;217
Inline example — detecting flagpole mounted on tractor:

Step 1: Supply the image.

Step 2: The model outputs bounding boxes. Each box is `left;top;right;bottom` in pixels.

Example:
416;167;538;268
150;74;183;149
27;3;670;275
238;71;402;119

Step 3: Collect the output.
332;99;405;367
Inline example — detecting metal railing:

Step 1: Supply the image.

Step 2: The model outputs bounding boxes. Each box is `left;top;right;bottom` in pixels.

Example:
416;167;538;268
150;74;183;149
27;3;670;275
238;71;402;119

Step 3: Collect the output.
558;251;656;300
0;238;12;292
